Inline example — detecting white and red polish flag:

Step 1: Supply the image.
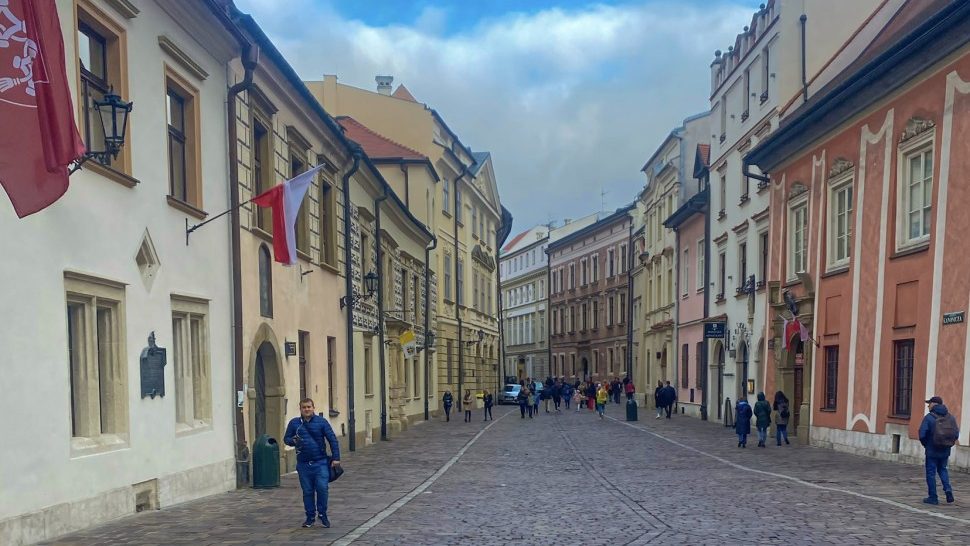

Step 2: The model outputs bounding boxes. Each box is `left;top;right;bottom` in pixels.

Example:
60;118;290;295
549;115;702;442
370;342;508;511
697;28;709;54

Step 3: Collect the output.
252;164;324;265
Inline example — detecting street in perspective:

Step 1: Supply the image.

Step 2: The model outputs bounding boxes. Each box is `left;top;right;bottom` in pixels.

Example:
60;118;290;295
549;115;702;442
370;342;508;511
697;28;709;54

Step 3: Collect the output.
4;0;970;545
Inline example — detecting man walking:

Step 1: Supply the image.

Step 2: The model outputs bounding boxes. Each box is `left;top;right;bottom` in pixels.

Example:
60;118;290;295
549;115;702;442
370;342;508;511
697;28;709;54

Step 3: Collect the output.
919;396;959;505
661;381;676;419
283;398;341;528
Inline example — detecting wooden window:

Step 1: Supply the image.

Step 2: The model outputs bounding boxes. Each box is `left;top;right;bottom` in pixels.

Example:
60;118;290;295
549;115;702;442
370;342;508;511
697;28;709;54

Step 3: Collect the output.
298;331;310;402
165;70;201;208
892;340;914;418
455;186;463;223
718;251;726;298
620;244;628;273
681;344;689;388
608;249;615;277
823;346;838;410
457;258;464;306
828;174;854;268
289;145;309;256
65;272;128;446
172;296;212;430
592;300;599;329
738;242;747;291
320;180;336;266
364;337;374;395
361;232;372;290
695;342;704;391
697;240;705;290
582;303;588;331
258;244;273;318
442;179;450;214
607;296;615;326
898;143;934;249
252;116;273;233
759;232;768;284
592;255;598;282
682;248;690;296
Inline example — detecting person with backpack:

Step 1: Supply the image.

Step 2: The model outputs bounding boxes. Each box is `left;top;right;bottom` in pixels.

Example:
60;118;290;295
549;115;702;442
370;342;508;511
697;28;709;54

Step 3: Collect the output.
753;392;772;448
919;396;959;504
734;398;753;448
442;391;454;422
773;391;791;446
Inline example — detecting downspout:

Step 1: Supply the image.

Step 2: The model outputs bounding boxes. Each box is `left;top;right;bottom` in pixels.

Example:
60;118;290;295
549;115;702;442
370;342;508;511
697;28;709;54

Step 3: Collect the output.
702;176;712;421
374;187;389;441
400;160;410;208
423;235;438;420
626;221;634;378
546;251;552;378
800;14;809;102
341;147;363;452
454;167;468;410
225;34;257;488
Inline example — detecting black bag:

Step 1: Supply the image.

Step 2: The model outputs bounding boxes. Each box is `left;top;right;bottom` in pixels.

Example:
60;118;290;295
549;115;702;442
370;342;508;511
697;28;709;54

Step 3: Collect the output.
933;413;959;448
781;407;790;419
329;463;344;483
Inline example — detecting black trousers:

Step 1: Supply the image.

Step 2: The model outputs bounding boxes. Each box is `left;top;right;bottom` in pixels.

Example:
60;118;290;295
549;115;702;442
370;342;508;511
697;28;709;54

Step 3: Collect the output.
484;406;493;420
665;404;673;418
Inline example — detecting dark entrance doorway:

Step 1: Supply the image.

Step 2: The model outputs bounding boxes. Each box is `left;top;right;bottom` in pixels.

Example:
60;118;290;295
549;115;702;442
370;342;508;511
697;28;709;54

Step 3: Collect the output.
581;358;589;380
793;338;804;432
252;342;282;443
738;342;749;402
716;343;725;419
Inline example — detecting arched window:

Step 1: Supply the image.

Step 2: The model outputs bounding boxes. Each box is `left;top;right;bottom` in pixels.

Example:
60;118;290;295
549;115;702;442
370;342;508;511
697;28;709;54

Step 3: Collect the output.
259;245;273;317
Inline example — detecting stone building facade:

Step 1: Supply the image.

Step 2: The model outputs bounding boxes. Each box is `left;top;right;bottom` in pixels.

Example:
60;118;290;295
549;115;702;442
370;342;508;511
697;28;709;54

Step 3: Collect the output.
500;225;550;381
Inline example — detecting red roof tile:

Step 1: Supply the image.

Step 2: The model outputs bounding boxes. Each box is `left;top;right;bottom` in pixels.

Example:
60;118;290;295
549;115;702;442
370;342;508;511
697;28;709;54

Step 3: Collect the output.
697;144;710;168
336;116;426;160
501;229;530;253
392;84;418;102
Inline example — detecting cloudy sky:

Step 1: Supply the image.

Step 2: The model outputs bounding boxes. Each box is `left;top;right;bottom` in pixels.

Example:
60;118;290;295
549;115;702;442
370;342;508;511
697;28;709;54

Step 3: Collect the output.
235;0;758;233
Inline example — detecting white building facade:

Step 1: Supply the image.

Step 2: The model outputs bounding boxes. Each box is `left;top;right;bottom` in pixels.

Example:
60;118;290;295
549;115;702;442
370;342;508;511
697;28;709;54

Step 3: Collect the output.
500;226;550;381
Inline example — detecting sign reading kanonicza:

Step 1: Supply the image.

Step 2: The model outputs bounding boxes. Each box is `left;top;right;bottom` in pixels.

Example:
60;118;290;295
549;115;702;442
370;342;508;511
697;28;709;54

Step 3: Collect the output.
943;312;965;325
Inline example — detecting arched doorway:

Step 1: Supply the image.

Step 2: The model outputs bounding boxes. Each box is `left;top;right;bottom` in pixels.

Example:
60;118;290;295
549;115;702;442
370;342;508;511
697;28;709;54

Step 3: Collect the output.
738;342;749;402
253;341;283;443
581;357;589;380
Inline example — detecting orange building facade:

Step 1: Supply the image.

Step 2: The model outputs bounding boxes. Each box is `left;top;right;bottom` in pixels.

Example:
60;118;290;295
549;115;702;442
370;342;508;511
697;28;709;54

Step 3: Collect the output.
748;1;970;467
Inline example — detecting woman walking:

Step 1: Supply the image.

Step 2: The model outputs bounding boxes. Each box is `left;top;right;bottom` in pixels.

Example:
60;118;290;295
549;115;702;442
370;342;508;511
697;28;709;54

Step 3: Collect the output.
586;382;597;412
735;398;752;447
463;389;474;423
595;383;609;419
654;381;664;419
753;392;772;448
442;391;454;422
573;385;583;412
773;391;790;446
483;389;494;421
518;386;530;419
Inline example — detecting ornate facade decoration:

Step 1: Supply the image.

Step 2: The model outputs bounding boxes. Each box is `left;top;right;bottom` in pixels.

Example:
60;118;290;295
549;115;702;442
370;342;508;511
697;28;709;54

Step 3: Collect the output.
827;157;855;179
899;117;936;144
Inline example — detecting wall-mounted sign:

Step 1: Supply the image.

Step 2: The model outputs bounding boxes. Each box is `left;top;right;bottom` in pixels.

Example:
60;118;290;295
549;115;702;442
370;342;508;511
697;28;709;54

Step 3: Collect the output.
400;329;417;358
285;341;297;357
794;353;804;367
943;312;965;325
705;322;726;339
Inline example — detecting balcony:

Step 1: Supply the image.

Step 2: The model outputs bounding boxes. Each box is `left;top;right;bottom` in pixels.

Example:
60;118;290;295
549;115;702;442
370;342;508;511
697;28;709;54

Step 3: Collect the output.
760;90;769;104
715;293;725;303
739;193;750;205
741;110;749;122
717;209;726;220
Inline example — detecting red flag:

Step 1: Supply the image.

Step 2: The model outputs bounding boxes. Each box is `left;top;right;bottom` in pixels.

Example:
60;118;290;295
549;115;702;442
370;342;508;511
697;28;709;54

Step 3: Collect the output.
0;0;85;218
252;165;323;265
784;319;800;350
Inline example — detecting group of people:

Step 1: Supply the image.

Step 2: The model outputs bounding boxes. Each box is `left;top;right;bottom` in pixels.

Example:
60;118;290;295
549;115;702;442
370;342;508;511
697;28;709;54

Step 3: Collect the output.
733;391;791;448
653;381;678;419
440;389;496;422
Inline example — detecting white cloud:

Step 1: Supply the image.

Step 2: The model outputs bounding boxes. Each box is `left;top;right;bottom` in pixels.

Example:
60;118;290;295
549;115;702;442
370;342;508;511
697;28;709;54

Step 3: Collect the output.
235;0;754;230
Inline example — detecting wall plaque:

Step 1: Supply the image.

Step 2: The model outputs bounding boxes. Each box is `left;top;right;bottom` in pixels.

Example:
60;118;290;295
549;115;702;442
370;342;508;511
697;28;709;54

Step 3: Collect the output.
943;312;965;325
140;332;166;399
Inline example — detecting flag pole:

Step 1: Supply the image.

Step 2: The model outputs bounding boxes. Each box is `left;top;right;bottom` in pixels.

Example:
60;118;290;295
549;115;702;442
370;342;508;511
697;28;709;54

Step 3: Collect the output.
185;196;254;245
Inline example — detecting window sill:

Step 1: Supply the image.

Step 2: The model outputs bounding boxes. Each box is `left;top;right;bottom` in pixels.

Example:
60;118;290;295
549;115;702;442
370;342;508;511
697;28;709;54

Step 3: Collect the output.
819;407;837;413
442;209;452;219
887;414;911;422
70;433;129;458
167;195;207;220
176;421;213;437
821;265;850;279
296;249;313;263
890;242;930;260
365;393;375;399
739;195;750;206
252;226;274;244
757;181;770;194
717;210;726;221
84;161;139;188
319;261;340;275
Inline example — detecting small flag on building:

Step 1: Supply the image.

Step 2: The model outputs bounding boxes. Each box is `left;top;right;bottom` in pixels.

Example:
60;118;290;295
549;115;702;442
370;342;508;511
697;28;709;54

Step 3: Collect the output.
252;165;324;265
783;318;800;351
400;330;417;359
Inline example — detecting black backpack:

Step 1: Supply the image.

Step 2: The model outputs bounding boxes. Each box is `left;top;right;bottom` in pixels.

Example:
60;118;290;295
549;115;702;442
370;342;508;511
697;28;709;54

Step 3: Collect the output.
933;413;959;448
780;403;790;419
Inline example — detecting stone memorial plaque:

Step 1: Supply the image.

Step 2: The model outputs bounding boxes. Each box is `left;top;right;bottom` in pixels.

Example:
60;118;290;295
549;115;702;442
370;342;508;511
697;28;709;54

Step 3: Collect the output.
140;332;167;399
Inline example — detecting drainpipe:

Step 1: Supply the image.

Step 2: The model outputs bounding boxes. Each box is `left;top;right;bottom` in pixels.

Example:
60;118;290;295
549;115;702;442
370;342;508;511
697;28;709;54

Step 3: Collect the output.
225;35;257;488
423;235;438;420
400;160;410;208
374;187;389;441
341;147;362;451
702;176;712;421
626;220;634;379
454;167;469;409
800;14;809;103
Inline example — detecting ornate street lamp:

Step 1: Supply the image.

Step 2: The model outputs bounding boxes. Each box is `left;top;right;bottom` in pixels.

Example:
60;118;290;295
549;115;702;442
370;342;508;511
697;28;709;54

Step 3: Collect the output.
70;89;133;174
340;270;378;310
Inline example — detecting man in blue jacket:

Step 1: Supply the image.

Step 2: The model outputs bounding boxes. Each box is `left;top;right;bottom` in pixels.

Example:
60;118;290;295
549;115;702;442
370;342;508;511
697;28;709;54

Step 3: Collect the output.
284;398;341;528
918;396;958;505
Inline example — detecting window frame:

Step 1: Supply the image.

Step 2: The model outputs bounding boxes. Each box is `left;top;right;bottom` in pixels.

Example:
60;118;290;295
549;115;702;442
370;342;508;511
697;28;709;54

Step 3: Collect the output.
172;295;212;432
896;133;935;252
827;171;854;270
823;345;838;411
696;239;705;291
892;339;915;418
164;67;202;209
787;191;809;282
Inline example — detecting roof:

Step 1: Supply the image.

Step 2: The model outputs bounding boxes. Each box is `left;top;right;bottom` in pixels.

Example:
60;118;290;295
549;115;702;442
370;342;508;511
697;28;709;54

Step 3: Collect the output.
469;151;490;176
546;205;635;252
748;0;960;171
336;116;427;161
391;84;418;102
693;144;710;178
501;224;549;254
664;188;709;230
501;230;530;253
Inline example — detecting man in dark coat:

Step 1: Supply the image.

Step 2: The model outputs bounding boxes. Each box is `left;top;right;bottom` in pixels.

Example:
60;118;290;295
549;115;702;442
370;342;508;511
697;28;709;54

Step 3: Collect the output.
919;396;959;504
283;398;341;528
661;381;677;419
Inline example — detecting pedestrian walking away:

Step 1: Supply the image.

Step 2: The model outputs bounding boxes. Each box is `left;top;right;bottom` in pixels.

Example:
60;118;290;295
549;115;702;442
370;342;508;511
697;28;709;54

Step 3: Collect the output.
654;381;664;419
661;381;676;419
442;391;453;422
586;382;597;412
527;388;536;418
773;391;790;446
283;398;341;529
563;381;572;410
463;389;474;422
596;383;609;419
518;386;530;419
552;379;562;412
753;392;771;448
483;389;494;421
624;377;636;402
919;395;959;504
734;398;752;448
544;376;554;412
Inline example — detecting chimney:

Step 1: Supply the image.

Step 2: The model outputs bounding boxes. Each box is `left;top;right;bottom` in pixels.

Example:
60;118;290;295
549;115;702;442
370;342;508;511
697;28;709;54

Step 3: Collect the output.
376;75;393;95
563;218;571;225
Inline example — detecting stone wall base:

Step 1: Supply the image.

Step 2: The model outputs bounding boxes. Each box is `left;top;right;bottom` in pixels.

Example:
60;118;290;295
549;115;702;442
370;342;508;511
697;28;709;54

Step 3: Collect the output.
810;425;970;472
0;457;235;546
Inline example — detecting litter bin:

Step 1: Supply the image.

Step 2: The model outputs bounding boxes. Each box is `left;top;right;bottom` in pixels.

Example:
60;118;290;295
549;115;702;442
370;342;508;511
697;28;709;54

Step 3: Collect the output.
252;434;280;489
626;397;638;421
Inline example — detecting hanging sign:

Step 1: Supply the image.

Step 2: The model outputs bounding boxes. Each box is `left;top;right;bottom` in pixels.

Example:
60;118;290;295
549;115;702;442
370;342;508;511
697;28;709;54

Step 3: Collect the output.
400;329;417;358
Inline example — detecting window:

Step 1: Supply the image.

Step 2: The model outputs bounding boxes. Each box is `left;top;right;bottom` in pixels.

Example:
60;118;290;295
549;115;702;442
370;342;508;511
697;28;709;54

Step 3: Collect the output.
608;249;615;277
620;244;628;273
327;337;336;411
473;270;479;310
719;96;726;140
695;342;704;392
825;176;853;268
789;198;808;279
898;143;933;248
761;47;770;99
172;297;212;430
582;303;588;330
824;346;838;410
320;181;337;266
893;340;914;417
289;146;310;256
607;296;615;326
718;250;726;298
364;337;374;395
442;179;450;214
444;253;452;300
743;68;751;116
569;263;576;289
252;116;273;233
65;272;128;444
581;258;588;285
472;206;478;237
592;300;599;329
619;294;626;324
167;90;188;200
479;210;484;241
457;258;464;305
681;344;689;388
719;174;727;215
738;242;747;291
759;232;768;285
592;255;598;282
697;240;705;290
77;12;128;173
258;245;273;317
559;307;565;333
682;248;689;297
570;306;576;332
456;186;463;223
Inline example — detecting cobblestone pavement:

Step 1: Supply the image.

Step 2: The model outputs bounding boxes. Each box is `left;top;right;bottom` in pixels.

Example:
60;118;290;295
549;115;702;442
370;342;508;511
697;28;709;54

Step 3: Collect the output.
45;402;970;545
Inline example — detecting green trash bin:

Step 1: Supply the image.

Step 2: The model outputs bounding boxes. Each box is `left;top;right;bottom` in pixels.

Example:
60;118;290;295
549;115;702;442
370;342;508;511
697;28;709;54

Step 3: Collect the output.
626;398;638;421
252;434;280;489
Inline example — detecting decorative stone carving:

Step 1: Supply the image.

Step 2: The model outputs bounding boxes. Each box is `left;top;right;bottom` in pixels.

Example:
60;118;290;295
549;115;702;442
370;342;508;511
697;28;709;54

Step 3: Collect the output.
789;182;808;199
900;117;936;144
828;157;854;179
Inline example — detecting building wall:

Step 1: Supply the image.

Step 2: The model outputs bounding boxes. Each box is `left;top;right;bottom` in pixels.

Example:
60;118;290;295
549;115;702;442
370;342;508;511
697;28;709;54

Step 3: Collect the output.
0;2;236;543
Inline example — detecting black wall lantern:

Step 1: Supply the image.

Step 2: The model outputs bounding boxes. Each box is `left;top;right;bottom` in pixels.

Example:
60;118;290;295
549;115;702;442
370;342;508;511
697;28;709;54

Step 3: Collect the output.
340;271;378;310
70;89;133;174
465;328;485;346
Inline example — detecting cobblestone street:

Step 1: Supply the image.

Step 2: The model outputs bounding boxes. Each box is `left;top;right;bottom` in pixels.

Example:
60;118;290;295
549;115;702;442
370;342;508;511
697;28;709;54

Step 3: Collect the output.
47;404;970;545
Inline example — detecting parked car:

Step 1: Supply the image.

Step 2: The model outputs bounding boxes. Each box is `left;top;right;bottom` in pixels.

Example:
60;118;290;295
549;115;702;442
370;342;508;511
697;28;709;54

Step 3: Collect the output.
500;384;521;405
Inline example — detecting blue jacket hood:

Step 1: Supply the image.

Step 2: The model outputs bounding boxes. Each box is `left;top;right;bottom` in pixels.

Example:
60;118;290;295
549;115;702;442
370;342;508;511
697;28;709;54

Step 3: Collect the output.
932;404;950;417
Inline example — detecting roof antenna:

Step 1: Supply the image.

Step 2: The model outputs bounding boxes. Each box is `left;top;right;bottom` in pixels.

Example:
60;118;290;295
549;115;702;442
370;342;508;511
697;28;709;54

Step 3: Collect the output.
601;188;608;214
